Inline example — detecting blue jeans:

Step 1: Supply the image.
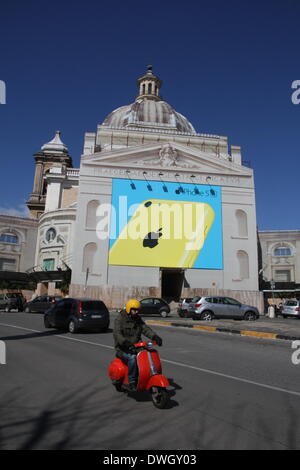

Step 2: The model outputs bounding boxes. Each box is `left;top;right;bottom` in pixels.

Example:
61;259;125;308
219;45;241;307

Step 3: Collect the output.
119;352;137;383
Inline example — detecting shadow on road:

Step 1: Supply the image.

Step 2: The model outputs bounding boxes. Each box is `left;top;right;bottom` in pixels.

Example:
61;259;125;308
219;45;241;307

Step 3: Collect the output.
0;330;67;342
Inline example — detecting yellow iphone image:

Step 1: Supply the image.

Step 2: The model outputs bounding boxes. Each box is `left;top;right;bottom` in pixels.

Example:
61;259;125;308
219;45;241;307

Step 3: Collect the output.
108;199;215;268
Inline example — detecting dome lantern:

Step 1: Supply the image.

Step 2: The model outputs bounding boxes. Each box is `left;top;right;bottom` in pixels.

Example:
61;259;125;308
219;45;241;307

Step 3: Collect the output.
101;67;196;135
136;65;162;102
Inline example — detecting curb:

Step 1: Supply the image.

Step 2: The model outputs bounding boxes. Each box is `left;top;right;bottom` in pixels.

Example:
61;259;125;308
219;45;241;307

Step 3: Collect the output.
145;320;300;342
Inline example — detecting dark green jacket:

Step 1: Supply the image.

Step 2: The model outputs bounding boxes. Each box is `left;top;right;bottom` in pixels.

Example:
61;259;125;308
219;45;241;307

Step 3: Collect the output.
113;310;157;355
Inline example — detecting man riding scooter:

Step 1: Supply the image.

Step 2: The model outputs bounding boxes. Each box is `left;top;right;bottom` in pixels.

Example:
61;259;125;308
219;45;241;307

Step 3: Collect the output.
113;299;163;392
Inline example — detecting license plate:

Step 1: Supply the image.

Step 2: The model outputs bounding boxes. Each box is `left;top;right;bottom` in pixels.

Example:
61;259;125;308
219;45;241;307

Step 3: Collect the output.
91;315;102;319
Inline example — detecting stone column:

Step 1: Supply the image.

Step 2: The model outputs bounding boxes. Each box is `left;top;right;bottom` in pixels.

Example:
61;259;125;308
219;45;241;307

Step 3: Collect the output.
32;161;44;196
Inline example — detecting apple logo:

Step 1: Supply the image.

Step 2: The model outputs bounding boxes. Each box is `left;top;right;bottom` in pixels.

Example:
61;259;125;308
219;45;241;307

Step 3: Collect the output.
143;228;163;248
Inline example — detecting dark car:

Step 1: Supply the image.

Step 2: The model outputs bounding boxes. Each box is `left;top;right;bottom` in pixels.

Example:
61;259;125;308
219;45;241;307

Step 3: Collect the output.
139;298;170;318
0;293;25;312
25;295;63;313
44;298;110;333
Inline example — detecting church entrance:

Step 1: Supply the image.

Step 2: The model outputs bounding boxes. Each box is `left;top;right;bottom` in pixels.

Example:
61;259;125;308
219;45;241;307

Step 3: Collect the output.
161;269;184;302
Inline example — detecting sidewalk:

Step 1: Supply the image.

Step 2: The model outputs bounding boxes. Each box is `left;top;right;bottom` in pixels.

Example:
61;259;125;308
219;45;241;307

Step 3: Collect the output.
144;312;300;342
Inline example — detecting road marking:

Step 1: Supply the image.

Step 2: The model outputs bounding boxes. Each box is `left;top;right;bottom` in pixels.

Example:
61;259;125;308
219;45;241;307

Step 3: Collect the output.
1;322;300;398
161;357;300;398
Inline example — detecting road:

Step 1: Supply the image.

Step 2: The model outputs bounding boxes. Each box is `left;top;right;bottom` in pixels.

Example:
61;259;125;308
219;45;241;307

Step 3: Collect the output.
1;311;300;450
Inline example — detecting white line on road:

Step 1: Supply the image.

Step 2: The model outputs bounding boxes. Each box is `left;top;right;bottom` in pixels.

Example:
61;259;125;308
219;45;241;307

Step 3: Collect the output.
1;321;300;398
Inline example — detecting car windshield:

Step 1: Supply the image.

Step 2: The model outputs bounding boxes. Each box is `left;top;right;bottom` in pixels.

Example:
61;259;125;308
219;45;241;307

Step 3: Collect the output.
81;301;107;312
285;301;298;306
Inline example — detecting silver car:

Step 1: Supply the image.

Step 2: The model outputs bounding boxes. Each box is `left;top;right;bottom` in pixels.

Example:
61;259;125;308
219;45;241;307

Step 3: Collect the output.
189;296;259;321
281;300;300;318
177;297;194;318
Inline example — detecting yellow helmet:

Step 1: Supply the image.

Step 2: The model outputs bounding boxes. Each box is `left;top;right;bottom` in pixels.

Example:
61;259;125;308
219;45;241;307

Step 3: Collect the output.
125;299;141;314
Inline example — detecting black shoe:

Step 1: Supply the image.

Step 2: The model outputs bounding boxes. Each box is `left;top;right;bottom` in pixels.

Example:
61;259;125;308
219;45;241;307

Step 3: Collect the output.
122;382;136;392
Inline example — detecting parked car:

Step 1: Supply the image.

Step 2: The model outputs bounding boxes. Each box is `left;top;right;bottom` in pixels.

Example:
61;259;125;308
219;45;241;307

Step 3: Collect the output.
177;298;194;317
281;300;300;318
0;293;25;312
189;296;259;321
139;298;170;318
44;298;110;333
25;295;63;313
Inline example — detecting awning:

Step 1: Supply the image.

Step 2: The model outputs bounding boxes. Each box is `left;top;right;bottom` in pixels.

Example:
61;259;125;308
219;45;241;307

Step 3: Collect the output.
0;269;71;285
29;269;71;283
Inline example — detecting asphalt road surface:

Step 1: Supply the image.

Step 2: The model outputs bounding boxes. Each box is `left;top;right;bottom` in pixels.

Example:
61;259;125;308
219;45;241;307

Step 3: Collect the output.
1;311;300;450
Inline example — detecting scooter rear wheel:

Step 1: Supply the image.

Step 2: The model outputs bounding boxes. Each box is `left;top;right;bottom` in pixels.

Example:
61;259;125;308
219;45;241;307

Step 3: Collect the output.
151;387;169;409
113;381;123;392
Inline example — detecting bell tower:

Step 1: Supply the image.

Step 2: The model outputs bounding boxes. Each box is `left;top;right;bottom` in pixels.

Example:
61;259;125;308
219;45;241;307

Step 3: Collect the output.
26;131;72;219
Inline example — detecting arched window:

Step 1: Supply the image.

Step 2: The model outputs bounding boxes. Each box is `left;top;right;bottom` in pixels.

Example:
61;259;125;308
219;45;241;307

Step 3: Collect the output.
274;246;292;256
86;200;100;229
237;250;249;279
142;84;145;95
0;233;19;244
148;83;152;94
82;242;97;273
236;210;248;237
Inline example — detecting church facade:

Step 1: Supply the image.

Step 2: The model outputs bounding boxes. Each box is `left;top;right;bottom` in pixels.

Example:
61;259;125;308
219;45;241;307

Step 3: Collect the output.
26;67;262;309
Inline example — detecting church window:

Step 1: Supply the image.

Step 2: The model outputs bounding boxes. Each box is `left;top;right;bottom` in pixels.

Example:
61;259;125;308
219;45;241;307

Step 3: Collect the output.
274;269;291;282
236;210;248;237
274;247;291;256
142;84;145;95
0;233;19;244
0;257;17;271
45;228;56;242
148;83;152;94
82;242;97;273
237;250;249;279
43;258;55;271
86;200;100;229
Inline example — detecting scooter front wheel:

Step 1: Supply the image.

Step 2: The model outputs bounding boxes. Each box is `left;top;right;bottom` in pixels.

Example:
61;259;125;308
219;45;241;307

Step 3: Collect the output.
112;381;123;392
151;387;169;409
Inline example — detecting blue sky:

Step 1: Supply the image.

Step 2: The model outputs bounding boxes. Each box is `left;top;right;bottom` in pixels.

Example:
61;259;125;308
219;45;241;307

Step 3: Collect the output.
0;0;299;230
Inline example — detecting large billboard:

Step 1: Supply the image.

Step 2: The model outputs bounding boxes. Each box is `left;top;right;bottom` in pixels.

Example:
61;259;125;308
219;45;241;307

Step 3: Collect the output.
108;178;223;269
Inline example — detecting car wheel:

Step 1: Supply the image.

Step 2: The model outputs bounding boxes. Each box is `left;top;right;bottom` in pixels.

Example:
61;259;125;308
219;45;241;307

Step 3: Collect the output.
200;310;214;321
99;325;109;333
68;320;78;334
44;315;52;328
244;311;257;321
160;309;168;318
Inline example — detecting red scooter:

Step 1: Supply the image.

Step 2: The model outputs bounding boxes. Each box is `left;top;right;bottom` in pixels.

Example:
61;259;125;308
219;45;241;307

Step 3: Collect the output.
108;340;170;409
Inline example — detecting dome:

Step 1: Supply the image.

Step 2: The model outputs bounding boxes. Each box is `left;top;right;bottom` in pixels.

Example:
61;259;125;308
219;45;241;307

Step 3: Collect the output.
102;99;196;134
101;66;196;135
41;131;68;153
